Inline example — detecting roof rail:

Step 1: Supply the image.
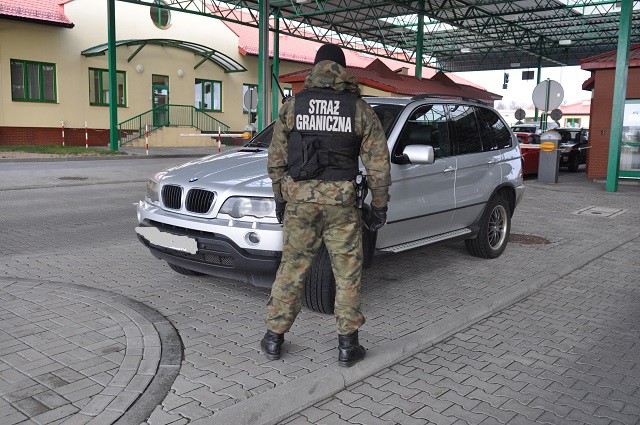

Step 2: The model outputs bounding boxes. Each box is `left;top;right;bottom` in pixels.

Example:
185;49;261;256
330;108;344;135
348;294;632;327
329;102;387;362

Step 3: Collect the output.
411;94;487;104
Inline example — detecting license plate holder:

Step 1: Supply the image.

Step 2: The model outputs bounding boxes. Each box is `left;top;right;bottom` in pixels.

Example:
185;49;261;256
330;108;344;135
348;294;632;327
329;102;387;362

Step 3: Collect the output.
136;226;198;254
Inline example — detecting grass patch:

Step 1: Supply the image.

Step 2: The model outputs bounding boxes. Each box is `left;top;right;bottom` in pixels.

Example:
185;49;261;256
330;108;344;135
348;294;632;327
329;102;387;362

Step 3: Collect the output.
0;146;126;155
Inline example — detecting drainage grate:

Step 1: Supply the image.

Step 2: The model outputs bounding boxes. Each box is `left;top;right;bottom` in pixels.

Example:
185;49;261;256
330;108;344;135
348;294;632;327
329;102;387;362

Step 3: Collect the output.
59;176;89;181
509;234;550;245
573;206;626;218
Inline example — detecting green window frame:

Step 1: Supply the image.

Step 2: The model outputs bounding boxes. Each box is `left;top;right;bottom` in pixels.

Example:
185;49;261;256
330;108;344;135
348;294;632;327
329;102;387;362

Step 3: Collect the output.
89;68;126;107
10;59;57;103
242;83;258;113
195;79;222;112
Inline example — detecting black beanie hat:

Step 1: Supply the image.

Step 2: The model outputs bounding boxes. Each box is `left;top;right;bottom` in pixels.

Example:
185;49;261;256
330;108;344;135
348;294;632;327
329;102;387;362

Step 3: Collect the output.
314;44;347;68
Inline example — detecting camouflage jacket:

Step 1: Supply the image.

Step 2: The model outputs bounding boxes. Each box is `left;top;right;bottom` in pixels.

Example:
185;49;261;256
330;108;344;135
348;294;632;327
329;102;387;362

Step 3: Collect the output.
267;60;391;208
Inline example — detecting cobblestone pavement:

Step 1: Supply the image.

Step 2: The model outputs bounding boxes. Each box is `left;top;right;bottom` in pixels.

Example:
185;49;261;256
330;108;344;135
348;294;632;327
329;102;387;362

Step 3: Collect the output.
0;279;164;424
0;158;638;424
280;236;640;425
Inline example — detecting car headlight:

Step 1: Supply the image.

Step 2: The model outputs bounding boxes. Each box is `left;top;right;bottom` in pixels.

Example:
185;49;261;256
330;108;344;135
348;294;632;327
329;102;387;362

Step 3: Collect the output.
219;197;276;219
145;172;166;204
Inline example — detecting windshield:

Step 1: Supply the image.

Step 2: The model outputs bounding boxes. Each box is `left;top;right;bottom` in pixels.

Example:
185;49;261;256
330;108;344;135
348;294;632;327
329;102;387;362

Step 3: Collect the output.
244;103;404;148
512;126;537;133
556;129;580;143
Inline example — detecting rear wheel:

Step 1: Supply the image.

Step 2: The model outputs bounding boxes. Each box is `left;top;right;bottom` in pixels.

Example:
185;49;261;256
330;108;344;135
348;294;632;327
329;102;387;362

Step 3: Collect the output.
465;195;511;259
304;245;336;314
167;262;206;276
568;154;580;172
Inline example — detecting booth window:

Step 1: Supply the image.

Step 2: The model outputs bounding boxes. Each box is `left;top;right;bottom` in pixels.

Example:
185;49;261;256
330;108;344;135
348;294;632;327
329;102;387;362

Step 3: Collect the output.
195;79;222;112
89;68;126;107
11;59;56;103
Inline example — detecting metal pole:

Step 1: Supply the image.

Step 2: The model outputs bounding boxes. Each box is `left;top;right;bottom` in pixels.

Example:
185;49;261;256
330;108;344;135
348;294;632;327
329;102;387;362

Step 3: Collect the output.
542;78;550;132
606;0;633;192
534;55;542;122
415;0;425;79
257;0;269;131
271;10;280;122
107;0;118;151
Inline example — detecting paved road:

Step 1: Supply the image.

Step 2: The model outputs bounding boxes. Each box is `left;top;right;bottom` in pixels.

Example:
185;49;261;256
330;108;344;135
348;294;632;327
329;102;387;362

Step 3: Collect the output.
0;158;638;424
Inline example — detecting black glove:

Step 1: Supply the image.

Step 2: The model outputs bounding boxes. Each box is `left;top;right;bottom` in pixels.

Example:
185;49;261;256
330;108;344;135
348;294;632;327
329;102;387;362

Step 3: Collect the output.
275;201;286;224
370;206;387;231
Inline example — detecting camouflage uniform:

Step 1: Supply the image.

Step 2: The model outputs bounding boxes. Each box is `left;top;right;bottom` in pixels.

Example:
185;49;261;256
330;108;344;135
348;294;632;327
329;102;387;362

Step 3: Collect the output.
265;60;391;335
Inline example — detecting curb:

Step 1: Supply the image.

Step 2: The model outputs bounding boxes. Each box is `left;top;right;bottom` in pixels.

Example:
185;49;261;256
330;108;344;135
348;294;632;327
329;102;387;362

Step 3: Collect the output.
0;154;209;163
0;277;183;425
201;228;640;425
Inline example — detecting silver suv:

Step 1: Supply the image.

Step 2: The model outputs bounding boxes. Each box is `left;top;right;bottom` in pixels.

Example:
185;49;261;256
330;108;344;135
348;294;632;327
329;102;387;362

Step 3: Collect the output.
136;96;524;313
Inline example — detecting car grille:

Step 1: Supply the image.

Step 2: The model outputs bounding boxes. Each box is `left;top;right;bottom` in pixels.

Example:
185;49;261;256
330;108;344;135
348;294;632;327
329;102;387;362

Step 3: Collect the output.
162;185;182;210
186;189;215;214
154;245;236;267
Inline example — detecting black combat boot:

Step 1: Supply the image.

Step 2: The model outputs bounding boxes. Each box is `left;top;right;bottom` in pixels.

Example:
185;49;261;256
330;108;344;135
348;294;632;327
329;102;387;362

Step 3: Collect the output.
260;330;284;360
338;330;366;367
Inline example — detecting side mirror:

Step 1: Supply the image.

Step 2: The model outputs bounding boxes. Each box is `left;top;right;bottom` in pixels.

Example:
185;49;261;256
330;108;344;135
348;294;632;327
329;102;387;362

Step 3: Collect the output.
402;145;435;165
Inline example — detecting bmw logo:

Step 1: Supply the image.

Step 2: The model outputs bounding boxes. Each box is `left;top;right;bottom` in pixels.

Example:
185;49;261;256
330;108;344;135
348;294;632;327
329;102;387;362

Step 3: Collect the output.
189;177;199;182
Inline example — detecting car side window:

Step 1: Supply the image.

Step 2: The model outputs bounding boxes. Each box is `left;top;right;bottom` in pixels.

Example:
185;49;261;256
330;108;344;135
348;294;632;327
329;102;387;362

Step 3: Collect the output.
449;105;482;155
476;107;512;149
393;104;450;161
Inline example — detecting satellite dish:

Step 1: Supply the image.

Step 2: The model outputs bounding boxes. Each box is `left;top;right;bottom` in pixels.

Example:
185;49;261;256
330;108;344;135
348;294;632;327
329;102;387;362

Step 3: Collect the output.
550;108;563;122
243;88;258;112
514;108;526;121
532;80;564;112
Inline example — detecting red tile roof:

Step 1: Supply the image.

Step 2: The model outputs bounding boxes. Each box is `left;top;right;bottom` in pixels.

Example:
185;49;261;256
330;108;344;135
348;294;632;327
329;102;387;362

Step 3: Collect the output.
560;100;591;115
0;0;73;27
280;59;502;104
213;7;485;91
580;44;640;70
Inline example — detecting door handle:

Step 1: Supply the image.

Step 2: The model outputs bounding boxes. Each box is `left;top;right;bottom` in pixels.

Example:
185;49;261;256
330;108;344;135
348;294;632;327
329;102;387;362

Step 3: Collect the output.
487;158;499;165
443;166;456;173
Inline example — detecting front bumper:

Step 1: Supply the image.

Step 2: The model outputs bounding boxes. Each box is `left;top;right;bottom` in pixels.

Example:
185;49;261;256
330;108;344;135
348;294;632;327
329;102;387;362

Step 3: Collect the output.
136;201;282;287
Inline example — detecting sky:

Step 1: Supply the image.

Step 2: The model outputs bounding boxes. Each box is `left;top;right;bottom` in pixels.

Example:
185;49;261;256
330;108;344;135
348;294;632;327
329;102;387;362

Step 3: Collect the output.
456;66;592;109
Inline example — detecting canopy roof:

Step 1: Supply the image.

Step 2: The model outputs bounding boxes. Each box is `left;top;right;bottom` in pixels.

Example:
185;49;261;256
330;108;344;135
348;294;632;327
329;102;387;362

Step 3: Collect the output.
81;38;247;72
117;0;640;71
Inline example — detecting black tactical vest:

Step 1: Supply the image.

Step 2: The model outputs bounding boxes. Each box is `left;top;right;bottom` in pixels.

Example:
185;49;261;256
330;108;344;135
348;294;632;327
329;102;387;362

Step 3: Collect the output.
287;88;360;182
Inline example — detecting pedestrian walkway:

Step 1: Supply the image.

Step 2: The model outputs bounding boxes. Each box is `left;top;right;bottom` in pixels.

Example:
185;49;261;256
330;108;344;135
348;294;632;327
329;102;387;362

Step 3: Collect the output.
282;236;640;424
0;279;181;425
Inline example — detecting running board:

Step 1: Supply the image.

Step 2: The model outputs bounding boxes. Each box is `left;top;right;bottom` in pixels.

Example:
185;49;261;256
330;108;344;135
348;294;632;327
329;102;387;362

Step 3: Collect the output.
380;228;472;253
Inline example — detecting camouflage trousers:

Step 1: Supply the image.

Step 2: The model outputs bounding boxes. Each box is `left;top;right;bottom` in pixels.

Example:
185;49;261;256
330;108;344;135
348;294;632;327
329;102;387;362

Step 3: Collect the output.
265;202;365;335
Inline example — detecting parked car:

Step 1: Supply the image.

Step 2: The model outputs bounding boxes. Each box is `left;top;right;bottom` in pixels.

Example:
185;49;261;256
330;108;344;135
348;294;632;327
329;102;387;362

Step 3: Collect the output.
136;96;525;313
512;126;541;175
556;127;589;172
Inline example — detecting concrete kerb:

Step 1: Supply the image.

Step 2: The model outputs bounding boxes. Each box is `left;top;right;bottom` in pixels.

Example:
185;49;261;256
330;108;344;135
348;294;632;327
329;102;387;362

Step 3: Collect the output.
0;154;208;163
0;277;183;425
202;228;640;425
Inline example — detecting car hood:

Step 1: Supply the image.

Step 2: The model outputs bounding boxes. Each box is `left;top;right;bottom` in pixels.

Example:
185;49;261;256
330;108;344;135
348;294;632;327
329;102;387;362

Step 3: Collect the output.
158;148;273;197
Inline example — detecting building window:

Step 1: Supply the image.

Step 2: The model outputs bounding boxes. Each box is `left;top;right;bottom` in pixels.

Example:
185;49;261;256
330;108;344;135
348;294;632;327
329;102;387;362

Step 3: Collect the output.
195;79;222;112
283;87;293;97
242;84;258;113
150;0;171;29
565;118;581;127
10;59;56;103
89;68;126;106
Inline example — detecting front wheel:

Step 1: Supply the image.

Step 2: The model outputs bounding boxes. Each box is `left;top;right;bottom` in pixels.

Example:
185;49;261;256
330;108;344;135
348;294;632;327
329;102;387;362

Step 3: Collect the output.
304;245;336;314
465;195;511;259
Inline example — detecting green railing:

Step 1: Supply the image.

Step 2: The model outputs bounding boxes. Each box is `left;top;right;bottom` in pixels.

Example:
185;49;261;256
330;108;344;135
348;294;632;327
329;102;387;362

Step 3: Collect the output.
118;104;230;146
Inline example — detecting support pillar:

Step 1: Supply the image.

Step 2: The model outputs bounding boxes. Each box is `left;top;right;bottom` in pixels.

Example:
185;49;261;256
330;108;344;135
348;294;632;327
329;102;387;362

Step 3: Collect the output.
257;0;270;131
606;0;632;192
271;11;280;122
107;0;118;151
534;55;542;122
415;0;425;79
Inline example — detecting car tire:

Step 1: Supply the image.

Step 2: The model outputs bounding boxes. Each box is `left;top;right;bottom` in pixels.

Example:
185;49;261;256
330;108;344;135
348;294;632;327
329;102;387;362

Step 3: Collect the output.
167;262;206;276
465;195;511;259
304;244;336;314
568;155;580;172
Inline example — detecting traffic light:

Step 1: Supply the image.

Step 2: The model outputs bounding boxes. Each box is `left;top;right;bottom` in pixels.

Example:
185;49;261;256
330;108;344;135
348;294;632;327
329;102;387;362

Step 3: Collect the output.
503;72;509;90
